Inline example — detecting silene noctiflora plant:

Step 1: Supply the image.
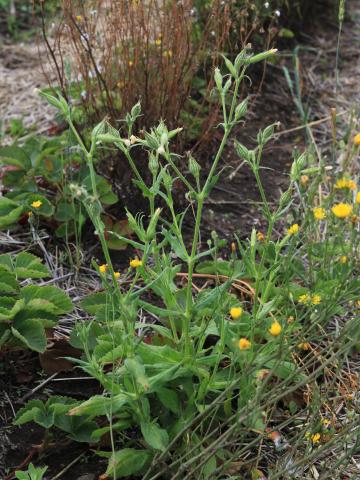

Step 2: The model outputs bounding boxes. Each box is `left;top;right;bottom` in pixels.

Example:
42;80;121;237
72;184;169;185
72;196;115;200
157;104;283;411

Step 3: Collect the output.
14;45;360;480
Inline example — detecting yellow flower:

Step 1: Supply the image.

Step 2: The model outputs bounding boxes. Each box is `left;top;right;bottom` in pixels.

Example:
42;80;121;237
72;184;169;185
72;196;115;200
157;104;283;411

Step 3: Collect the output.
163;50;173;58
313;207;326;220
298;294;310;304
322;419;331;428
76;15;83;22
354;133;360;146
334;178;347;189
287;316;295;324
339;255;347;264
128;60;134;67
230;306;243;319
356;300;360;308
256;231;265;241
287;223;299;235
332;203;352;218
356;192;360;204
311;294;321;305
334;177;356;190
130;257;142;268
300;175;309;186
238;338;251;350
297;342;311;350
114;272;120;279
31;200;42;209
310;433;321;444
99;264;107;274
155;38;162;46
27;211;33;217
269;320;282;337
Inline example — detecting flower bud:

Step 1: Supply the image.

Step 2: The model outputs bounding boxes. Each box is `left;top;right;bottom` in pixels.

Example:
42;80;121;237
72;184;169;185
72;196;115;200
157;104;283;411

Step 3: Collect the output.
149;153;159;176
188;155;201;179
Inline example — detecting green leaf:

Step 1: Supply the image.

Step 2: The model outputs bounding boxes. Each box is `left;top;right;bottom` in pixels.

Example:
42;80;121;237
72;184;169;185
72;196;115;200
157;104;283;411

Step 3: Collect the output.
106;449;152;478
125;357;150;390
156;387;181;414
0;197;25;228
11;319;47;353
20;285;72;315
0;266;19;294
80;292;108;315
0;254;13;271
0;146;32;170
140;422;169;451
68;393;128;417
14;252;50;279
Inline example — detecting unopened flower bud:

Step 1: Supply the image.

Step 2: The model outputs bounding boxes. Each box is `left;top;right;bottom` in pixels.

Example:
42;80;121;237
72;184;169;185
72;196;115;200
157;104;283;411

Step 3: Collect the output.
130;135;137;144
149;153;159;176
188;155;201;179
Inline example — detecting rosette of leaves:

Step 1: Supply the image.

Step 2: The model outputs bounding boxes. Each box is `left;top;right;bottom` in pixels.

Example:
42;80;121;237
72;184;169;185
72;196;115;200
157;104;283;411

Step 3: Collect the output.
0;252;72;352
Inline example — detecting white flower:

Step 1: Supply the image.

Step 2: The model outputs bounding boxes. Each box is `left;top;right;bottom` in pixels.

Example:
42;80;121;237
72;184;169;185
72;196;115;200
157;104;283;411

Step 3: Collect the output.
275;9;281;16
264;2;269;7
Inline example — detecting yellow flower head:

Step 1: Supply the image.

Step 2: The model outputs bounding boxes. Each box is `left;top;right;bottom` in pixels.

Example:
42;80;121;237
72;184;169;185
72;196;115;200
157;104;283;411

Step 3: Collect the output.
310;433;321;444
332;203;352;218
339;255;347;264
311;294;321;305
130;257;142;268
313;207;326;220
298;293;310;304
269;320;282;337
334;177;356;190
76;15;83;22
163;50;173;58
256;231;265;241
322;419;331;428
356;300;360;308
287;223;299;235
155;38;162;46
238;338;251;350
300;175;309;186
114;272;120;279
356;192;360;204
27;211;33;217
297;342;311;350
354;133;360;146
230;306;243;320
99;264;107;274
31;200;42;209
128;60;134;67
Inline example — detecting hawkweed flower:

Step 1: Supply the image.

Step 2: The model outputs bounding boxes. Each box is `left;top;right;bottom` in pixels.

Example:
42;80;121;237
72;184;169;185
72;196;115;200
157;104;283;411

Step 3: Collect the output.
238;338;251;350
356;300;360;308
155;38;162;46
339;255;347;264
311;294;321;305
334;177;356;190
322;419;331;428
356;192;360;204
256;231;265;241
298;293;310;304
354;133;360;145
310;433;321;444
297;342;311;350
31;200;42;209
287;223;299;235
114;272;120;279
332;203;352;218
99;264;107;274
130;257;142;268
313;207;326;220
269;320;282;336
230;306;243;319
